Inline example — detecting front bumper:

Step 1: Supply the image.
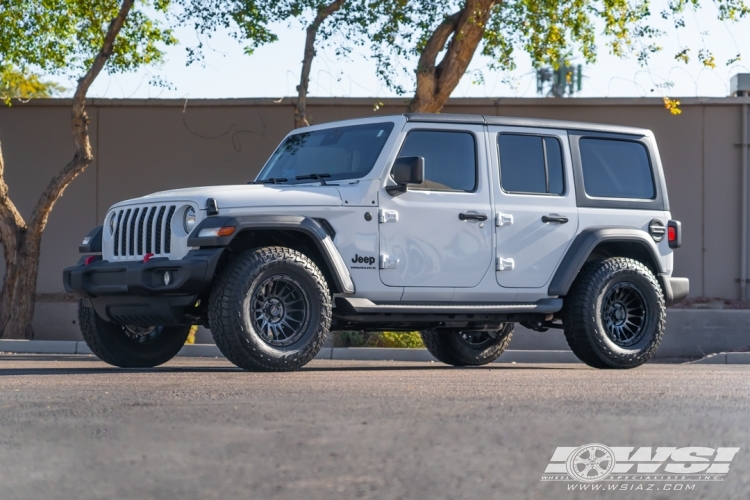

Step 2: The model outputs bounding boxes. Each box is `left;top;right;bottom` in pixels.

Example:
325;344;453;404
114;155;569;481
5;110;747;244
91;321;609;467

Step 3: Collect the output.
63;248;223;326
659;275;690;307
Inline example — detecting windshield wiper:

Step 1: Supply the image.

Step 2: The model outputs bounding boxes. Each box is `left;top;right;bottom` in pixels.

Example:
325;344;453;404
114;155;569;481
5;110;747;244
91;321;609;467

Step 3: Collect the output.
251;177;288;185
295;173;331;185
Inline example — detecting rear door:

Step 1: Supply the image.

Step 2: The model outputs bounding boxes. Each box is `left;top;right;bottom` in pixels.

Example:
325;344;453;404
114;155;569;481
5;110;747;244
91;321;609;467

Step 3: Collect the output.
489;127;579;288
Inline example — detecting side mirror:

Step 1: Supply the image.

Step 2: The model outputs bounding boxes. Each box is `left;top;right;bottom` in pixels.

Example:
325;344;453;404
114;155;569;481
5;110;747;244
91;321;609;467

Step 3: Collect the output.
387;156;424;196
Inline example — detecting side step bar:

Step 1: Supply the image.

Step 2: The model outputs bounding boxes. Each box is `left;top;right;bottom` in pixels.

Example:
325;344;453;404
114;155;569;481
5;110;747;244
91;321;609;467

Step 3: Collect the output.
335;297;563;315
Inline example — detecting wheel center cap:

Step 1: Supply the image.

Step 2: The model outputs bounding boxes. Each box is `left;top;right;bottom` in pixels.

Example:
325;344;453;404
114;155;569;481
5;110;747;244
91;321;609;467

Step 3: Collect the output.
610;303;626;324
264;299;284;323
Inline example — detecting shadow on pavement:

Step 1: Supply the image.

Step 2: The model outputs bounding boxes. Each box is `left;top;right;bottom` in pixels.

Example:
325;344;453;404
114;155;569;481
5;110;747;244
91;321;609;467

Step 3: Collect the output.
0;354;582;376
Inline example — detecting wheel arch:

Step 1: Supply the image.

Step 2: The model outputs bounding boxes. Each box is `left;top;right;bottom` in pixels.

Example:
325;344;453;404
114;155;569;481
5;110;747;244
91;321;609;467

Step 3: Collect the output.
189;215;354;295
549;227;665;297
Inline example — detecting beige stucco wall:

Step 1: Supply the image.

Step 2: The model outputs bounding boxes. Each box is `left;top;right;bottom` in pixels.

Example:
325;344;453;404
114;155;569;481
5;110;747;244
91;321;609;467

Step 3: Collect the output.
0;96;748;303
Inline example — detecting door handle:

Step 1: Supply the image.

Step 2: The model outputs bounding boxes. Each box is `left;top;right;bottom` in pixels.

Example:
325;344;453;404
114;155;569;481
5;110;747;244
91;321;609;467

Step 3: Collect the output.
541;214;569;224
459;213;488;221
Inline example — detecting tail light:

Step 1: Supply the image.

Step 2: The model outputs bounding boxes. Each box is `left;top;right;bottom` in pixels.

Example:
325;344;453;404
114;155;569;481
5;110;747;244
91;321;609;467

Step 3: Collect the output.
667;220;682;249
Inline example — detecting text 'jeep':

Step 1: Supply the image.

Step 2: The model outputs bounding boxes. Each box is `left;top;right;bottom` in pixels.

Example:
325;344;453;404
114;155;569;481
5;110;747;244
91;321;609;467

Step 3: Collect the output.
64;113;689;370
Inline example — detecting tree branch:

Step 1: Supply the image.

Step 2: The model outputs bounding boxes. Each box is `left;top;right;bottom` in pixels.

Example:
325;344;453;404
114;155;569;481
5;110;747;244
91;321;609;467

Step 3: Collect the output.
408;0;497;113
0;142;27;262
27;0;135;238
295;0;347;128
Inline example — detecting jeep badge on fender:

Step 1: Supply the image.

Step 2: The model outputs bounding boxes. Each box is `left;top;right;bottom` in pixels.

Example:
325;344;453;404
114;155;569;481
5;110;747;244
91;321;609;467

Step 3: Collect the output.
352;254;376;265
64;113;688;371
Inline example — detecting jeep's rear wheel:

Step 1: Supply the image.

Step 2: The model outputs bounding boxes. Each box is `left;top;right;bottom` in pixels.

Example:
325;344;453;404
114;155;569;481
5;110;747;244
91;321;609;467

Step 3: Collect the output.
208;246;331;371
78;301;191;368
420;324;514;366
562;257;666;369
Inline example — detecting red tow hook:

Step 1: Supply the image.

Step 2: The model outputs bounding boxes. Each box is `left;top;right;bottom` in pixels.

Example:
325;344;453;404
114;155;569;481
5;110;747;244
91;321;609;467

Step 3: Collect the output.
143;253;154;263
84;256;97;266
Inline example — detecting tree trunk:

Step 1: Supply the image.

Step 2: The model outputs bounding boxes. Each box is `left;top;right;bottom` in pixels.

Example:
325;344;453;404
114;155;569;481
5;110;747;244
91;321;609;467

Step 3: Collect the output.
0;231;41;339
0;0;135;339
407;0;497;113
294;0;346;128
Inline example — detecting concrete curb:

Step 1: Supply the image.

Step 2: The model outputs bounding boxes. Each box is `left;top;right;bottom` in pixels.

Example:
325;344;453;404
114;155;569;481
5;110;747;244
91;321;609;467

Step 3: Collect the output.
0;340;581;364
689;352;750;364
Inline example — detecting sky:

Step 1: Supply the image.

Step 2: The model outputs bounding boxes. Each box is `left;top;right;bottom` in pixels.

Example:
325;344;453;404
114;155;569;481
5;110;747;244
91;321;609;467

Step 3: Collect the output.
56;4;750;101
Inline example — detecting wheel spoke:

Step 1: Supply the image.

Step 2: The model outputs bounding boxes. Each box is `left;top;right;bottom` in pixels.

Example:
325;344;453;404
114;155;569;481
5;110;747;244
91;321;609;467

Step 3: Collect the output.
250;275;310;347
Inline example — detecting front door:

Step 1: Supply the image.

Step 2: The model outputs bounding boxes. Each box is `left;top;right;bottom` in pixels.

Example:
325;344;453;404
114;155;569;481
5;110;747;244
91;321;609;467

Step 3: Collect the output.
379;124;493;288
489;127;579;288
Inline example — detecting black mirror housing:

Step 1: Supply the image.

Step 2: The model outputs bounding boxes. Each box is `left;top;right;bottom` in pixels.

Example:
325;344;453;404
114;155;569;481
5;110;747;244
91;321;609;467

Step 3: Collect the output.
387;156;424;195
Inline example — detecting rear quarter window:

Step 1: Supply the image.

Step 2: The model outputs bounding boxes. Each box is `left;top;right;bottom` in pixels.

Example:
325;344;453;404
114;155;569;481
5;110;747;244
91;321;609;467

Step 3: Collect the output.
579;138;655;199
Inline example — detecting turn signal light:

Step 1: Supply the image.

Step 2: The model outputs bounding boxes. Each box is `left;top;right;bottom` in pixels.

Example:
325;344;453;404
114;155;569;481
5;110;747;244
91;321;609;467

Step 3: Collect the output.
198;226;236;238
668;226;677;242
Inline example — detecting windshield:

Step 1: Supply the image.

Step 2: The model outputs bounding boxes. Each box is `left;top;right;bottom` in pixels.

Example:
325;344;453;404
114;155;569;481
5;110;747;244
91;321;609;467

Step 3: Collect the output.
257;122;395;184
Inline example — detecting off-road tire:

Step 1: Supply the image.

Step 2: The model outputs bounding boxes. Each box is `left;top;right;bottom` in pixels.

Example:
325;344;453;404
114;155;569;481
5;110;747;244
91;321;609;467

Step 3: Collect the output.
562;257;666;369
208;246;331;371
78;300;191;368
420;324;514;366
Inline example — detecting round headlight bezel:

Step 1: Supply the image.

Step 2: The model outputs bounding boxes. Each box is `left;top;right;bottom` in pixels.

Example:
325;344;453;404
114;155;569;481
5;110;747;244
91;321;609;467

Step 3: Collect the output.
183;206;197;233
108;212;117;235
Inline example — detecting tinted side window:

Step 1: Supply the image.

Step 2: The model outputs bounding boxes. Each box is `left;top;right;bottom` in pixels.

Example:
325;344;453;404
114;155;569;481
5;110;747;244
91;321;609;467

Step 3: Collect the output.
579;138;654;199
498;134;565;195
398;131;476;191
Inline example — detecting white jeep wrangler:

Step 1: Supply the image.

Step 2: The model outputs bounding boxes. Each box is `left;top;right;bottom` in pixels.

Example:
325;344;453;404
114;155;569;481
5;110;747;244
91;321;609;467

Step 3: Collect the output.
64;113;689;370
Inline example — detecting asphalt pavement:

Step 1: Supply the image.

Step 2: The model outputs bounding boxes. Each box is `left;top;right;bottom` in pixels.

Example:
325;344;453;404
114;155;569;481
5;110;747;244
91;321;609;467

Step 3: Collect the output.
1;355;749;500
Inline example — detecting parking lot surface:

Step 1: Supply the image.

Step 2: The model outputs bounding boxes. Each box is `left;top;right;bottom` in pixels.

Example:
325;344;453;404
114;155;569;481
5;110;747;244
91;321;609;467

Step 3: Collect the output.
1;355;748;500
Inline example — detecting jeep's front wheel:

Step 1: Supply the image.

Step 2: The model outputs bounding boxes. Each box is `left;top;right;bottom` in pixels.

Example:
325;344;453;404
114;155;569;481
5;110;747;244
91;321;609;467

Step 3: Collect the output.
562;257;666;369
420;324;514;366
78;301;191;368
208;246;331;371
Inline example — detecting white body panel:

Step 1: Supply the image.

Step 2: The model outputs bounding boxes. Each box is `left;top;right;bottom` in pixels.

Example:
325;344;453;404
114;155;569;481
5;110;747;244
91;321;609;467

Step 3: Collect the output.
377;123;493;288
488;126;580;288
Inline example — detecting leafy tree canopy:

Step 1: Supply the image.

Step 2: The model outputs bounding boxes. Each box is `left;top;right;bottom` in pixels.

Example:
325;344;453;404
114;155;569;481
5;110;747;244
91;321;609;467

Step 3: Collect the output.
0;0;176;80
0;66;65;104
365;0;750;95
173;0;389;63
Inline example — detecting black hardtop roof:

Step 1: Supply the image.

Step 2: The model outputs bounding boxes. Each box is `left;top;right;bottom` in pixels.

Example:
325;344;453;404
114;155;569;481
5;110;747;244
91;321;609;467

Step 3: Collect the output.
403;113;650;136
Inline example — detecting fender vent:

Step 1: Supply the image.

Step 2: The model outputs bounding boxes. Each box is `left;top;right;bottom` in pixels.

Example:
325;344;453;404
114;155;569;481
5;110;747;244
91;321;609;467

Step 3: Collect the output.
314;218;336;239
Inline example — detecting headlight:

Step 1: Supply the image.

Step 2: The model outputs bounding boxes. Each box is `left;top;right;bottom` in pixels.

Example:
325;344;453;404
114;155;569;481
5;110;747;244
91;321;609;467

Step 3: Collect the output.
108;212;117;235
183;207;196;233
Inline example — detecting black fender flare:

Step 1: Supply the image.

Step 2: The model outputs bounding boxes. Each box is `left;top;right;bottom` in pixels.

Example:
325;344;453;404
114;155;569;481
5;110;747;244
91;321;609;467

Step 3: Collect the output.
79;225;103;254
548;227;665;297
188;214;355;294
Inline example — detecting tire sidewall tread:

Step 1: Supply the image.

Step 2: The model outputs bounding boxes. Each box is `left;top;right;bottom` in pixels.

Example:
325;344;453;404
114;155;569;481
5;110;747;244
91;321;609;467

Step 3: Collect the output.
562;257;666;369
421;324;514;366
208;246;331;372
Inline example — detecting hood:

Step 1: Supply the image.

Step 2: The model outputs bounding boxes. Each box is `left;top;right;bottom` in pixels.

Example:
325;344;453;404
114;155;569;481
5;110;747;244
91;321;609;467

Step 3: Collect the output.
113;184;344;210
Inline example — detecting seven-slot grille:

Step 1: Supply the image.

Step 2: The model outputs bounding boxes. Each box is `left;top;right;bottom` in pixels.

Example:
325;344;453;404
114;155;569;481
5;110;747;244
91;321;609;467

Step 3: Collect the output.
111;204;177;259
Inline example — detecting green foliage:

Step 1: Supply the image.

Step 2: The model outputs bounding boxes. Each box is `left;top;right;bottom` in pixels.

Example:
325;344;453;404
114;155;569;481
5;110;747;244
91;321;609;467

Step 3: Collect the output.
363;0;749;95
332;331;425;348
0;1;176;79
0;66;65;104
173;0;391;64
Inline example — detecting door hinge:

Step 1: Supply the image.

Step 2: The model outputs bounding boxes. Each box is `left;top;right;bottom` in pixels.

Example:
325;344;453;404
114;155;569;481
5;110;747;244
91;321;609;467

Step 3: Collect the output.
380;254;399;269
379;209;399;223
496;213;513;227
496;257;515;271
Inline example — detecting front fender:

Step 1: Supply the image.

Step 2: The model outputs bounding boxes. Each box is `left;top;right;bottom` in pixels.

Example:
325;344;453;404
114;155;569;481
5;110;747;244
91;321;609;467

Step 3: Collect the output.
188;214;355;295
